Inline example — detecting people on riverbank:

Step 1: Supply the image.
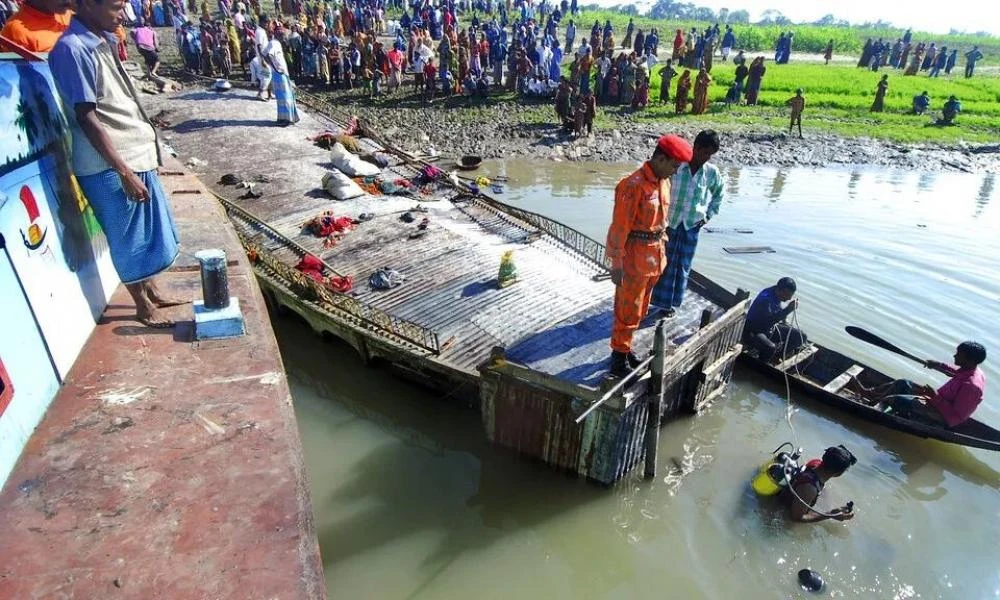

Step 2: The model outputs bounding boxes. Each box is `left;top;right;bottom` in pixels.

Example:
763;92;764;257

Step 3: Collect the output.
744;56;765;105
787;88;805;137
50;0;187;328
651;130;723;315
606;134;692;377
690;67;711;114
674;68;690;113
871;74;888;112
657;59;676;103
912;91;930;115
940;95;961;124
964;46;983;78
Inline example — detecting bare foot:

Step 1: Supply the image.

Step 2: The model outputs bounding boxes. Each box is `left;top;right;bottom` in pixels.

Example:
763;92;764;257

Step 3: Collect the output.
146;281;190;308
137;307;175;328
151;297;190;308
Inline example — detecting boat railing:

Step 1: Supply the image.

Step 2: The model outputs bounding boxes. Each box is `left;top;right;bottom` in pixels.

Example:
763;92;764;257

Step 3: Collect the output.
219;195;442;355
456;194;611;274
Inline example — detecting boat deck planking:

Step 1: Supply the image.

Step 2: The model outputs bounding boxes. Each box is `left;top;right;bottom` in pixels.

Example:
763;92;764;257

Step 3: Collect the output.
146;88;725;384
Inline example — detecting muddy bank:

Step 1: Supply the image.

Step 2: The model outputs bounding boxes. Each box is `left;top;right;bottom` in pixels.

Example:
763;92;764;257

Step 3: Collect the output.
318;93;1000;173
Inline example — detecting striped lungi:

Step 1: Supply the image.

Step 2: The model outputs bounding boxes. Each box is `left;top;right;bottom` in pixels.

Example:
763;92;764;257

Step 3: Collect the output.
651;224;700;309
76;169;179;284
273;71;300;124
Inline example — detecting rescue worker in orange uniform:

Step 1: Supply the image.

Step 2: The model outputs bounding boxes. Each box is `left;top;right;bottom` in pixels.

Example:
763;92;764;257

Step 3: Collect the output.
606;134;693;376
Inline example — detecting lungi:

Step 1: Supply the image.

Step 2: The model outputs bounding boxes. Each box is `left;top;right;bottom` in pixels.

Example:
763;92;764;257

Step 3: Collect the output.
77;169;179;284
651;224;699;308
273;71;300;124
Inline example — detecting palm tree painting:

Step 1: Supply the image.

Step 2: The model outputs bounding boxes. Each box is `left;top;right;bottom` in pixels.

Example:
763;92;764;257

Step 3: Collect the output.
14;98;39;151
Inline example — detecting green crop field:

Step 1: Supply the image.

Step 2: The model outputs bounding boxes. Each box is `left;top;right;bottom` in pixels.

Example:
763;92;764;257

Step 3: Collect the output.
631;61;1000;143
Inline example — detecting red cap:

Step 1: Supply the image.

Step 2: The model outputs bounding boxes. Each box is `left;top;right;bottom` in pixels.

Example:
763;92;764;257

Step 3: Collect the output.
656;134;693;162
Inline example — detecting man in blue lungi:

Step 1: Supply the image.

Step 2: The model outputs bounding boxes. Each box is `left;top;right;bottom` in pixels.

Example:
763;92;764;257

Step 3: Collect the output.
651;130;723;316
50;0;185;328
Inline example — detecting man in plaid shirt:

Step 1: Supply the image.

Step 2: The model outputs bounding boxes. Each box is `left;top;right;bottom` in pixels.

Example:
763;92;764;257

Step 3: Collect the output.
651;130;723;315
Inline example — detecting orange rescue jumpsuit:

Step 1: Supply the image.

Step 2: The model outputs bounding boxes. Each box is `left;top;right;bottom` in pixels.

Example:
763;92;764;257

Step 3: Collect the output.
607;162;669;353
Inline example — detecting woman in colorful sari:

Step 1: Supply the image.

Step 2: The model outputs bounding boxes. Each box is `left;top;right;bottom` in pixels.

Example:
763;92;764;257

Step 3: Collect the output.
691;67;711;114
744;56;765;105
621;56;635;105
871;74;888;112
264;29;299;124
631;71;648;109
226;18;241;70
674;69;691;114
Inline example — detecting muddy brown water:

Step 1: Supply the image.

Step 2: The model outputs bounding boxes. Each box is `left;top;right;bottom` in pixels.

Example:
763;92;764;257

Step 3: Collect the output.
279;161;999;599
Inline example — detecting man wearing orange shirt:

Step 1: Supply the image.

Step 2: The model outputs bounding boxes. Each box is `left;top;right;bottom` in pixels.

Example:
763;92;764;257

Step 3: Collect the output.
606;134;693;376
0;0;73;53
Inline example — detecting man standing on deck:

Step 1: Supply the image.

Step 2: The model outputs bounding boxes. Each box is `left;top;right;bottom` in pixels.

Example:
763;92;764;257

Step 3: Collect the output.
49;0;186;327
651;130;723;316
606;135;693;377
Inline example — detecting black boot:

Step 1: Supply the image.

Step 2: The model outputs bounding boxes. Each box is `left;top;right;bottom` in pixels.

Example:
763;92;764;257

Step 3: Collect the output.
609;351;630;377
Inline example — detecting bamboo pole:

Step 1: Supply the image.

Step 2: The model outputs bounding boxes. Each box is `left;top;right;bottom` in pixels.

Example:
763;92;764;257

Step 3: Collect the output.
644;320;667;479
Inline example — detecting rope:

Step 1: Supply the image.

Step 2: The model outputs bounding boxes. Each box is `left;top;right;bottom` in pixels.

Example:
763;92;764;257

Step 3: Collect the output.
780;307;801;444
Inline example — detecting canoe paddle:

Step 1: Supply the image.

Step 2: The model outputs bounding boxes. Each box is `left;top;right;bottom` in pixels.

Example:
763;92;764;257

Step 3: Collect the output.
845;326;929;366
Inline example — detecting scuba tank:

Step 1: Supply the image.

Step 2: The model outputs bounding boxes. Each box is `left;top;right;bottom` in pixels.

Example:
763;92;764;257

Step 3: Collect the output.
751;442;801;496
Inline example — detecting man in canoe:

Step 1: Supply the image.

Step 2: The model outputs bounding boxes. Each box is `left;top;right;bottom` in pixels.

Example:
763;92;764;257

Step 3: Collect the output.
606;134;693;377
743;277;808;363
856;342;987;427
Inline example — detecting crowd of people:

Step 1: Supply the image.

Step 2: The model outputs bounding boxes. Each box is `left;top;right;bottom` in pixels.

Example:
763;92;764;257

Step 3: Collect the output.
854;28;986;79
2;0;992;138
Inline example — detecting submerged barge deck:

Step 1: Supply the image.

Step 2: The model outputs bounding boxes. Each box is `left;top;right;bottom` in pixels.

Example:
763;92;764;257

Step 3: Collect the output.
145;86;748;484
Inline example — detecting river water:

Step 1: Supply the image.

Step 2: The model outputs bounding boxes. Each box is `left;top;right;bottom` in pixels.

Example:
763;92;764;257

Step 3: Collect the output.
279;161;1000;599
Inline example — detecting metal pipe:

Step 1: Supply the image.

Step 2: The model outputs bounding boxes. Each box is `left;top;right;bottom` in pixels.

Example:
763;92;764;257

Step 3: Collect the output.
195;249;229;309
574;354;654;424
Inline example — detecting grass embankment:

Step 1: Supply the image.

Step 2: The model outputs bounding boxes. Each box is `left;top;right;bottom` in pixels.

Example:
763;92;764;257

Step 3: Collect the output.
573;9;1000;63
632;62;1000;143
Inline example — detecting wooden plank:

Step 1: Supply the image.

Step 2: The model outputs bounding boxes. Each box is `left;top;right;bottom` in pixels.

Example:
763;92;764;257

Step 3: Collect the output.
723;246;776;254
774;344;819;372
822;364;864;393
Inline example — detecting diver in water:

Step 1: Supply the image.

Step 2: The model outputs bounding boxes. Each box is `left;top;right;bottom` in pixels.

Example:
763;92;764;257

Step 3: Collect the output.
784;445;857;523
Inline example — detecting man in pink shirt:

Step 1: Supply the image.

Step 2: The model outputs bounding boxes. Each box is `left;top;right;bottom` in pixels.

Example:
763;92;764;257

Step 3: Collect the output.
386;45;404;92
863;341;987;427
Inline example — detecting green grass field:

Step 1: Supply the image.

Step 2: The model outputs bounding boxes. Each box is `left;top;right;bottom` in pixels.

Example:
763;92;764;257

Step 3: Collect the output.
631;61;1000;143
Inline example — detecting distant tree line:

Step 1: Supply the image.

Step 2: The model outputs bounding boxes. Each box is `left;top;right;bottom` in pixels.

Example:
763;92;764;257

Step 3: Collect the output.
600;0;996;36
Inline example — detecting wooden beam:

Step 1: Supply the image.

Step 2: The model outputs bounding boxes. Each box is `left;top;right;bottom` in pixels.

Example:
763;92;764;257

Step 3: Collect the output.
774;344;819;372
822;364;865;393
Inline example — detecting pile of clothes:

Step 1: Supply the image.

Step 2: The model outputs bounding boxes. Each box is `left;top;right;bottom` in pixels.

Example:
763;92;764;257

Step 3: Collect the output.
294;254;354;293
368;267;405;291
303;210;356;248
353;175;414;196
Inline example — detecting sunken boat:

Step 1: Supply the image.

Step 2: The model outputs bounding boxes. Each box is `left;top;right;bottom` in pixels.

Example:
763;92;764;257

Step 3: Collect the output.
146;84;749;484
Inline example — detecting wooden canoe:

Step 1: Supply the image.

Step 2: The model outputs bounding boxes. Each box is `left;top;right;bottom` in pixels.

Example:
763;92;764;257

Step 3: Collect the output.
740;342;1000;452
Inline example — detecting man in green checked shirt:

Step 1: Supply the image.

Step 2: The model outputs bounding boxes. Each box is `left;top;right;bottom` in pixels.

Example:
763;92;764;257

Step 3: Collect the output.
651;130;724;315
